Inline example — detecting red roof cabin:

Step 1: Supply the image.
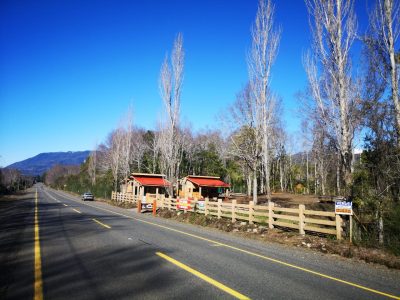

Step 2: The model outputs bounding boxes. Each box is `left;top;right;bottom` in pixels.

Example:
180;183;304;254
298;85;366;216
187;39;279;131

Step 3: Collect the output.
180;175;230;199
121;173;171;198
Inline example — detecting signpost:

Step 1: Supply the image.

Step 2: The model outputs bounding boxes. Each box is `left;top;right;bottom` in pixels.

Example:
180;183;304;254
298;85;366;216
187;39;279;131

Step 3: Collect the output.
335;199;353;243
196;200;205;211
141;202;153;210
139;196;153;212
335;200;353;215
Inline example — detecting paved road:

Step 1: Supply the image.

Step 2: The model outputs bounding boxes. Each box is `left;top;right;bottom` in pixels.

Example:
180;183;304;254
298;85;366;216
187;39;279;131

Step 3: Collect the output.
1;184;399;299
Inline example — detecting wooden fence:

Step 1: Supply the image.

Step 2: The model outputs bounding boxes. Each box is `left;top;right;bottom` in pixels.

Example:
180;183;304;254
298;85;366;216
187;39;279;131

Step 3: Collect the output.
111;192;343;239
111;191;136;203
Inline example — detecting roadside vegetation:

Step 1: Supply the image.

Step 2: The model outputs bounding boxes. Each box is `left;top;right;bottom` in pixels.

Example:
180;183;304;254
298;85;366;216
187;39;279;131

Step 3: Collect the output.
0;168;35;195
44;0;399;258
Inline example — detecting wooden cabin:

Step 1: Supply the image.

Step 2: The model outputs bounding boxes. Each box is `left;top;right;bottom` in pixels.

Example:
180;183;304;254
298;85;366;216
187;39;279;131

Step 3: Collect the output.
180;175;230;199
121;173;171;198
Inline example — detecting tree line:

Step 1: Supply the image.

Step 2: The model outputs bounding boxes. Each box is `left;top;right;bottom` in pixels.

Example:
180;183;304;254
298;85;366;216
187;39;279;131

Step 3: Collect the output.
0;168;36;194
46;0;399;254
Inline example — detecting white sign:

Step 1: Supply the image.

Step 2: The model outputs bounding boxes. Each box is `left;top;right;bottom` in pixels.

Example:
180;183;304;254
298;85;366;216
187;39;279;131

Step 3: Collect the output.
335;201;353;215
196;200;205;211
141;203;153;210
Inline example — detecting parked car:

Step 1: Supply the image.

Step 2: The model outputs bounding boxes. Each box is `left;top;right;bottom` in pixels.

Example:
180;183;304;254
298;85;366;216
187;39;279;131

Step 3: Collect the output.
82;192;94;201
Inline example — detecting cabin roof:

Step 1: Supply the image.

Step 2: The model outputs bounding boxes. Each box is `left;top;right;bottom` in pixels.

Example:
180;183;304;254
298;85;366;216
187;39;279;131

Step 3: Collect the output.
129;173;171;187
185;175;230;188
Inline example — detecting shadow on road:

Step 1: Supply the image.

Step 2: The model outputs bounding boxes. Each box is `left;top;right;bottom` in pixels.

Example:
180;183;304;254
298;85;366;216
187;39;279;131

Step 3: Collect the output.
1;190;219;299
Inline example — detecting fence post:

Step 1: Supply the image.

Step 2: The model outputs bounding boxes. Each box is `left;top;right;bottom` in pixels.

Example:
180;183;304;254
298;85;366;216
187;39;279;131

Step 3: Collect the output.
137;199;141;214
268;202;274;229
168;196;172;211
335;214;342;240
249;201;254;224
350;215;353;244
205;197;209;216
152;199;157;216
193;197;198;213
111;191;114;201
217;199;222;219
161;194;165;209
299;204;305;235
231;200;237;223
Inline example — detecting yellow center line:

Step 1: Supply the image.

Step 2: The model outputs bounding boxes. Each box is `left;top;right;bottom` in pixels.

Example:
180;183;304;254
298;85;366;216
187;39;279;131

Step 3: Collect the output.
92;218;111;229
156;252;250;299
34;189;43;300
50;190;400;300
135;218;400;300
72;208;82;214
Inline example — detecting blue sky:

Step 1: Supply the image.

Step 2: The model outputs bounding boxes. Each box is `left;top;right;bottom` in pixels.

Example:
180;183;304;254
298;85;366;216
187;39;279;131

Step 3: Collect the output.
0;0;371;167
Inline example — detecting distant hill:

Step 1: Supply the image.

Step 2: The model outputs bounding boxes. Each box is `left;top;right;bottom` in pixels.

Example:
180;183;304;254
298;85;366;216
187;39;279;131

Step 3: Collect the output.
6;151;90;176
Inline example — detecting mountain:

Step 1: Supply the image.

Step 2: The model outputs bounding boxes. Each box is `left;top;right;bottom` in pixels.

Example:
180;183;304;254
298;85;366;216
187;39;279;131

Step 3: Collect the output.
6;151;90;176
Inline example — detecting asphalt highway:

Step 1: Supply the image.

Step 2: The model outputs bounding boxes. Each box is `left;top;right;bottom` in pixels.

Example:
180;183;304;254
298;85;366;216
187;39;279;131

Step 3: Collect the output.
1;184;399;299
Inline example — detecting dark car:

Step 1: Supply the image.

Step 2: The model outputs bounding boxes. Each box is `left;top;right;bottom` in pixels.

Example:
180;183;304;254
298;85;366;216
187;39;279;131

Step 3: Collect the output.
82;192;94;201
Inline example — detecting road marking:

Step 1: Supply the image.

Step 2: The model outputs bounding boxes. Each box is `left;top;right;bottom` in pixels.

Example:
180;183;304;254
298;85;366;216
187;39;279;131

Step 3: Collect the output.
156;252;250;300
92;218;111;229
210;244;222;247
72;208;82;214
63;204;68;207
49;189;400;300
34;189;43;300
136;219;400;300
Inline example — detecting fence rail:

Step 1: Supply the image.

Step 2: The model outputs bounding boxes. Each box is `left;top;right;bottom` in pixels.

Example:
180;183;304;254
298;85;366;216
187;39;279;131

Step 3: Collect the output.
111;191;137;203
111;191;343;239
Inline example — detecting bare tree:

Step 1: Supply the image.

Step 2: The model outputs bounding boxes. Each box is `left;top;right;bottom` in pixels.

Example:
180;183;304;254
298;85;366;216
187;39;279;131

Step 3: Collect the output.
369;0;400;146
248;0;281;202
130;127;147;172
88;146;97;186
301;120;313;194
228;84;262;204
107;129;124;192
158;33;185;195
1;168;21;190
304;0;360;193
119;107;134;179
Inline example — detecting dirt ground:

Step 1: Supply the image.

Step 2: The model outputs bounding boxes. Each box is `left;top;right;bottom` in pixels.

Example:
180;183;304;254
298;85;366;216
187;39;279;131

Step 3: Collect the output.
228;192;335;211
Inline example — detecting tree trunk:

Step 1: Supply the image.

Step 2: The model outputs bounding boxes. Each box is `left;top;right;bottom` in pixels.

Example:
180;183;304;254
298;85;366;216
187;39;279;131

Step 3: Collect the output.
265;153;272;203
336;152;341;195
260;164;264;194
320;159;326;195
378;209;384;246
253;167;258;205
279;157;284;192
314;160;318;195
306;151;310;194
385;0;400;147
114;180;118;193
289;153;293;192
247;173;252;197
